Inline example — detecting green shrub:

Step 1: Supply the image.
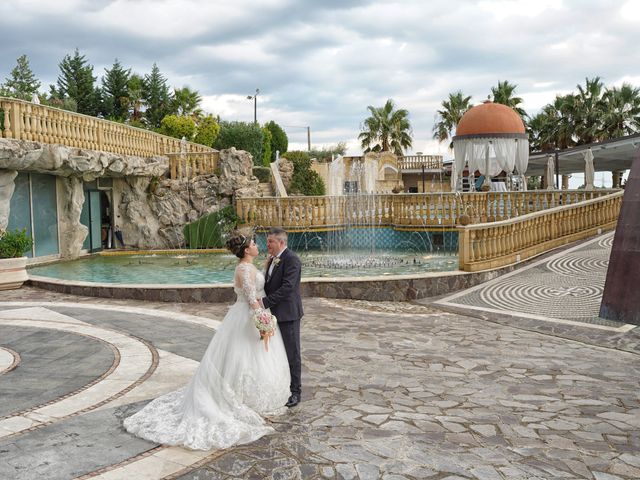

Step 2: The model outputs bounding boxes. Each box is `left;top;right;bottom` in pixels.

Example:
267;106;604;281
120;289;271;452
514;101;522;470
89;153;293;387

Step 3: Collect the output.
282;150;326;196
0;228;33;258
194;115;220;147
183;206;239;249
264;121;288;161
214;121;263;165
261;127;272;167
253;166;272;183
160;114;196;140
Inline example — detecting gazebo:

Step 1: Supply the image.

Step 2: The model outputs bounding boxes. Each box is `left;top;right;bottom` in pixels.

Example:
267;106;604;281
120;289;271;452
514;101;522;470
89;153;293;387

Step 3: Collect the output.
452;100;529;191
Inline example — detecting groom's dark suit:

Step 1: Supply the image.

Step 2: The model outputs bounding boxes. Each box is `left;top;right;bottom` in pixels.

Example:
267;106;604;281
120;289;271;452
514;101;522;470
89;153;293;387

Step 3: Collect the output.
262;247;303;397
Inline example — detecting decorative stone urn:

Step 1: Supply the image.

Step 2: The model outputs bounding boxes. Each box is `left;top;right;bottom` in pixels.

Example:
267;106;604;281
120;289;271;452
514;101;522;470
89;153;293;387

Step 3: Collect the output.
0;257;28;290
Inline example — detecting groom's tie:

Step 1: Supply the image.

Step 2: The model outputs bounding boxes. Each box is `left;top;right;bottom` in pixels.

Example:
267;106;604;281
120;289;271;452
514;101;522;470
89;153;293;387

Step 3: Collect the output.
265;257;274;282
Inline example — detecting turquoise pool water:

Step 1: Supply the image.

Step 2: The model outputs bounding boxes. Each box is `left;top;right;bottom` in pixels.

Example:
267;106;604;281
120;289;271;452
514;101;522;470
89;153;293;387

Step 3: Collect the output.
28;250;458;285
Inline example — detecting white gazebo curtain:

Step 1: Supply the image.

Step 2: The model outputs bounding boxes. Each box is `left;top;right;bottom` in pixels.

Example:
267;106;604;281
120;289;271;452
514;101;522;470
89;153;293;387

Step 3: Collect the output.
452;137;529;191
546;155;555;190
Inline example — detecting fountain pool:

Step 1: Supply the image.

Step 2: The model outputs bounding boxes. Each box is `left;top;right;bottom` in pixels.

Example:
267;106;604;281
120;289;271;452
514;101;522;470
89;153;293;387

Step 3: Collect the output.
28;249;458;285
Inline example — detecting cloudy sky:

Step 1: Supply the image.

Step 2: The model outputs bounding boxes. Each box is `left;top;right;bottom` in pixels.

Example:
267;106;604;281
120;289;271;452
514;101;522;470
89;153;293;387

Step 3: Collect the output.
2;0;640;164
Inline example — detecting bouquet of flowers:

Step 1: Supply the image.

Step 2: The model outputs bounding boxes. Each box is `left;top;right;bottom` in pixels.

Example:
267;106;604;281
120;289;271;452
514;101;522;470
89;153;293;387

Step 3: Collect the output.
253;309;277;352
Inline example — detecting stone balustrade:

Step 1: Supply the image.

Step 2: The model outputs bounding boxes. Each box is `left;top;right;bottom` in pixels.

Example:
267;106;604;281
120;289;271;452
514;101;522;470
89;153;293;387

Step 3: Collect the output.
397;155;443;170
167;152;220;180
236;190;619;230
458;191;623;272
0;97;214;161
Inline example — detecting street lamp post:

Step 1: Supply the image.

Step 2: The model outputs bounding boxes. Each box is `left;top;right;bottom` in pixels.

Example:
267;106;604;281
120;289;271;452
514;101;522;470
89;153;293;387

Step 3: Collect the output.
246;88;259;124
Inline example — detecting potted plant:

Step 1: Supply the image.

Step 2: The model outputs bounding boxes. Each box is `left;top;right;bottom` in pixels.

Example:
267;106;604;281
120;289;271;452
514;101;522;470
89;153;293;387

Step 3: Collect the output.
0;228;33;290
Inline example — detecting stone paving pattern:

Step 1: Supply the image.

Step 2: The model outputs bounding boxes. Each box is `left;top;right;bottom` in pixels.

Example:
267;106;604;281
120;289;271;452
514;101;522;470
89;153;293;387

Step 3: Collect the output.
0;234;639;480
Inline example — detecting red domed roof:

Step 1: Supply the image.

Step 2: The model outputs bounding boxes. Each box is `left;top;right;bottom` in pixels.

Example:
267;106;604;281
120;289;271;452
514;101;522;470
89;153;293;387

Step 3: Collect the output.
455;101;525;137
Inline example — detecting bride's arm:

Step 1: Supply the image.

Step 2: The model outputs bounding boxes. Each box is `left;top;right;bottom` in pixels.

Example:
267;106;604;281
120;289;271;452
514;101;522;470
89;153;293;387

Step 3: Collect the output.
237;264;260;310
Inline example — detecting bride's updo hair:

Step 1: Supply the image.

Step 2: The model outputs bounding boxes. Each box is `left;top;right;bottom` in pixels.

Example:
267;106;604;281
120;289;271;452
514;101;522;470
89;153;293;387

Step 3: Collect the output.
226;230;252;259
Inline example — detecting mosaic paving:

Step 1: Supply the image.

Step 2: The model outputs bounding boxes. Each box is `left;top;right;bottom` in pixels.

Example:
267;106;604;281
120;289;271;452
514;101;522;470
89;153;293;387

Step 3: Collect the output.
436;233;630;329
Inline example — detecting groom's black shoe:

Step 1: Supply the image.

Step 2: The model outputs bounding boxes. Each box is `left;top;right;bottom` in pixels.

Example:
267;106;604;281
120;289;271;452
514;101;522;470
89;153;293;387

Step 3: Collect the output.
285;394;300;408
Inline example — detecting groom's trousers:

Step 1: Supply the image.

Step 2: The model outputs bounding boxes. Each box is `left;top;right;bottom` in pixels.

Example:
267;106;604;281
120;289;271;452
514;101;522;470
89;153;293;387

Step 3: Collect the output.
279;321;301;395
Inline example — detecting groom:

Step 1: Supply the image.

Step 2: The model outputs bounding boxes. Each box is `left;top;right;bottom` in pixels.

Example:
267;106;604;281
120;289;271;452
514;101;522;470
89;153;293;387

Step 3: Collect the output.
261;227;304;408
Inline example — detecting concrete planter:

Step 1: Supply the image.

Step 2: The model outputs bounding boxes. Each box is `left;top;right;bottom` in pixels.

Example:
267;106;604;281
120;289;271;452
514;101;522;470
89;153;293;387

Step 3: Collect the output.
0;256;28;290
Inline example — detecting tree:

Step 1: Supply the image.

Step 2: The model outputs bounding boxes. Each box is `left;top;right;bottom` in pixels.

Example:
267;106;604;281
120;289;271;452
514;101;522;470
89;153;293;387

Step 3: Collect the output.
432;91;472;148
601;83;640;138
359;99;412;155
55;49;100;115
193;115;220;147
491;80;526;117
143;63;172;128
101;59;131;121
1;54;41;101
171;86;202;117
282;151;325;196
264;120;288;161
573;76;606;144
214;121;264;165
159;114;196;140
126;74;145;123
261;127;272;167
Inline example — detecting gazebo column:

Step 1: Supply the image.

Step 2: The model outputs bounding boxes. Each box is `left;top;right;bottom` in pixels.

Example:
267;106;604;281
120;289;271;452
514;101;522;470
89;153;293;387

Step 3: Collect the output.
562;175;570;190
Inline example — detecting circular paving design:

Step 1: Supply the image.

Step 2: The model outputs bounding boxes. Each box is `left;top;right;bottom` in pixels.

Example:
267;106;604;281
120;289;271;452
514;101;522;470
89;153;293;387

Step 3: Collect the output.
598;235;615;248
479;274;603;319
0;347;19;375
545;250;610;278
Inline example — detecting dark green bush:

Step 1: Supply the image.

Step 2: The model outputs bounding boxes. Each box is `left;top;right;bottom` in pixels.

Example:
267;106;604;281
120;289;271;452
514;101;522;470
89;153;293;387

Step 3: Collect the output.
0;228;33;258
282;150;326;196
253;166;272;183
183;206;238;249
214;121;263;165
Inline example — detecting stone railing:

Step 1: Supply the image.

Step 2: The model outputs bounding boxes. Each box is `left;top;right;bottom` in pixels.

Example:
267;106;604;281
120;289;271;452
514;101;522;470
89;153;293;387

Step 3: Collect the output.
457;191;623;272
398;155;443;170
166;151;220;180
0;97;214;160
236;190;619;230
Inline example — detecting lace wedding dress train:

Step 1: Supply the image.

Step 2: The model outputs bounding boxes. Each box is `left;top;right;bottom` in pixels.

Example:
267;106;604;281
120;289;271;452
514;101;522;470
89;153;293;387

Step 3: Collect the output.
124;263;291;450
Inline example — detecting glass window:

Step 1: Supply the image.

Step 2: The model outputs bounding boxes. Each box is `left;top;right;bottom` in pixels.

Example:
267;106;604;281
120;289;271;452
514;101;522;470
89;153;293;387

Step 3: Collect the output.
31;174;59;257
7;172;33;257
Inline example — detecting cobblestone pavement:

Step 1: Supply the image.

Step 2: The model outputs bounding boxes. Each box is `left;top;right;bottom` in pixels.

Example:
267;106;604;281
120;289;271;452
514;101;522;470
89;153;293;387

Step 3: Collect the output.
1;261;639;479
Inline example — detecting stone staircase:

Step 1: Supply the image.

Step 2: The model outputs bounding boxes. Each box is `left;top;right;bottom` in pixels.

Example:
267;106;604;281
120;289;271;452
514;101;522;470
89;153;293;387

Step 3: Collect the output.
258;182;274;197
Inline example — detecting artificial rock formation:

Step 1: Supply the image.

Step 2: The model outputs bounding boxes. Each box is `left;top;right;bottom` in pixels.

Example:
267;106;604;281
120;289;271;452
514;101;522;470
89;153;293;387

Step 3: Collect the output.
57;177;88;258
0;139;261;252
0;169;17;230
0;138;167;179
277;157;294;190
114;148;259;249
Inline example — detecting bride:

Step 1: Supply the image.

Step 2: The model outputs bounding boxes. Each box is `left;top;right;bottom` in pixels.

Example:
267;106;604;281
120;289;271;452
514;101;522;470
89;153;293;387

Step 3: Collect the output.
124;231;291;450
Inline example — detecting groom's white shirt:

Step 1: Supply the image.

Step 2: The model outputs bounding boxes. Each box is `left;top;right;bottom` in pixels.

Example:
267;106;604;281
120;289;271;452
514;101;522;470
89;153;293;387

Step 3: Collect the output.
267;247;287;278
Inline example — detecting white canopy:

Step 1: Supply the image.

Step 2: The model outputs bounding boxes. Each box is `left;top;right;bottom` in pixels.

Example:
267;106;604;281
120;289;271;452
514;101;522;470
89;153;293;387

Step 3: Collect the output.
453;136;529;191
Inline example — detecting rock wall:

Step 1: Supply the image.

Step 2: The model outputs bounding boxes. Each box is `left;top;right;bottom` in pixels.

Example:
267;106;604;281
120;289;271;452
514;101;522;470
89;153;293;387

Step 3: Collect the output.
57;177;88;258
0;170;17;230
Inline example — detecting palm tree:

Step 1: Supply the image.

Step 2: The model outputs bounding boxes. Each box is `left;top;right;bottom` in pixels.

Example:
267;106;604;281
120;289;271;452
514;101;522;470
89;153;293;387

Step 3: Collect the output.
172;86;203;117
358;99;413;155
601;83;640;139
432;91;472;148
574;76;606;144
491;80;527;118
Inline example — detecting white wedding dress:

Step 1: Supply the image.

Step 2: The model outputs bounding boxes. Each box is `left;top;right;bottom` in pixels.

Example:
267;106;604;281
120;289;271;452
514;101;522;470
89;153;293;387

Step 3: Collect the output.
123;263;291;450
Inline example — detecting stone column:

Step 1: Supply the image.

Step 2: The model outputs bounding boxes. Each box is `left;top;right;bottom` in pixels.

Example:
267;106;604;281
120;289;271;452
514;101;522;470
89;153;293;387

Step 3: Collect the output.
612;170;623;188
58;176;88;258
562;175;570;190
0;170;18;230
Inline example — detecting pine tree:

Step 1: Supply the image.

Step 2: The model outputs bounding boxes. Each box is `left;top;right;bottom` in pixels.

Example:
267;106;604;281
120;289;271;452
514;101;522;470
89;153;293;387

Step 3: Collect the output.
143;63;172;128
102;59;131;121
1;54;42;101
55;49;100;115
